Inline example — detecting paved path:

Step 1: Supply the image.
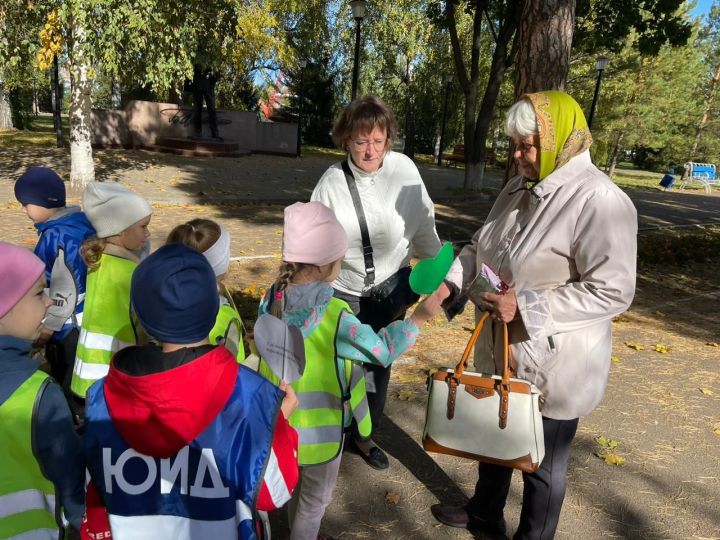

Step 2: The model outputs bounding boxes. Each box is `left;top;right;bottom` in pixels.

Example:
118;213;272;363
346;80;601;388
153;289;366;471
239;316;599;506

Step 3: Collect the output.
2;148;718;232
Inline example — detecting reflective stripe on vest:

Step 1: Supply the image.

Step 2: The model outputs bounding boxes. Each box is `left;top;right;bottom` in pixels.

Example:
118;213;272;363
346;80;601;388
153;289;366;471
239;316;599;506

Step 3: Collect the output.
209;303;245;363
71;253;137;397
262;298;371;466
0;371;59;539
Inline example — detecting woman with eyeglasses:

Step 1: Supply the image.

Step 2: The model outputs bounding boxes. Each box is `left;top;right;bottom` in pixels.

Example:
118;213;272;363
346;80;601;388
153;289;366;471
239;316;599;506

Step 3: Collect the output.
311;95;443;471
432;91;638;539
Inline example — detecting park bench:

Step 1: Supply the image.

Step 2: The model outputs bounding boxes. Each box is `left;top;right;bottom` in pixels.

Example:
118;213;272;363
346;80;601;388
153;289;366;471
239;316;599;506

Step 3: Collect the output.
442;144;465;166
441;144;496;167
680;162;717;194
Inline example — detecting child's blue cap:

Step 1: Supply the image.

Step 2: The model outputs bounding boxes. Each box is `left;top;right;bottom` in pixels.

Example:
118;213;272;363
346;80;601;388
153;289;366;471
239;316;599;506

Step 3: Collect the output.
14;167;66;209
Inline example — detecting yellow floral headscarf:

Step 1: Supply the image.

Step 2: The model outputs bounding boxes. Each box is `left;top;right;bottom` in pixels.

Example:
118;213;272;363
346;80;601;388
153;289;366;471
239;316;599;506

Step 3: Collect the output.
522;91;593;181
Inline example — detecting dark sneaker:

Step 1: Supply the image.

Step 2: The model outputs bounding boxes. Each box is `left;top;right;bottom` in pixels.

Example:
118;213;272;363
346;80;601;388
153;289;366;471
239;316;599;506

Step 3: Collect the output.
351;439;389;470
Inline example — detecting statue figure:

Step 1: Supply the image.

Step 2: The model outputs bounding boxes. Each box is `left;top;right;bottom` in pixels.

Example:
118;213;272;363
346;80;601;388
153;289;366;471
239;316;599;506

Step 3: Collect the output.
191;63;222;141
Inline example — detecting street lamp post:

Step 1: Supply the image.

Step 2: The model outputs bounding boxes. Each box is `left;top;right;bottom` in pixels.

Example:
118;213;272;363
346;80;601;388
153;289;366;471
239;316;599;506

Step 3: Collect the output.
587;55;609;129
437;75;453;166
350;0;367;100
296;59;307;158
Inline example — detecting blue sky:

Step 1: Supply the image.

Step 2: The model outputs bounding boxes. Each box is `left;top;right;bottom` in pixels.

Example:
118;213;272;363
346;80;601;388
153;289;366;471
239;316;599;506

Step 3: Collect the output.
691;0;714;18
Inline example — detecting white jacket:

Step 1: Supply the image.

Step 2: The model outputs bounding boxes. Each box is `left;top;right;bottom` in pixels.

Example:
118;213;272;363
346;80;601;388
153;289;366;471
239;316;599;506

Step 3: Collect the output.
311;151;442;295
447;150;637;419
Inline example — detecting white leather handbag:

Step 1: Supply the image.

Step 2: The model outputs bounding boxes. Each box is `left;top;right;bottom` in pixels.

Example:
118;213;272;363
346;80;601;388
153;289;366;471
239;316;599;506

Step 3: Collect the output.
422;312;545;473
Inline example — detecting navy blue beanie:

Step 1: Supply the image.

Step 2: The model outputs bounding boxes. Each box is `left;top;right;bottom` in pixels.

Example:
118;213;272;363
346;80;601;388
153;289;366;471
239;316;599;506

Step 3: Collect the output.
131;243;220;344
14;167;66;209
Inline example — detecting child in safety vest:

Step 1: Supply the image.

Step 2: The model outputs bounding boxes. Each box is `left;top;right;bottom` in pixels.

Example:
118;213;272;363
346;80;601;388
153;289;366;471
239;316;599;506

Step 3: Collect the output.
83;243;299;540
258;202;449;540
70;182;152;408
14;166;95;397
0;242;85;537
166;218;246;361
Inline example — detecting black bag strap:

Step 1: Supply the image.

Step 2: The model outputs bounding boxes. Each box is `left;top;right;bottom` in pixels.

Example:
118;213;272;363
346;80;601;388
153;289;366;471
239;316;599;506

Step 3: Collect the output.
341;160;376;285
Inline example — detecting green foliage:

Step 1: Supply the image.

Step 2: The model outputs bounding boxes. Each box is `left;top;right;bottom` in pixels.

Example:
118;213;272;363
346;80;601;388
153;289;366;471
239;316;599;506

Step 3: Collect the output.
575;0;692;55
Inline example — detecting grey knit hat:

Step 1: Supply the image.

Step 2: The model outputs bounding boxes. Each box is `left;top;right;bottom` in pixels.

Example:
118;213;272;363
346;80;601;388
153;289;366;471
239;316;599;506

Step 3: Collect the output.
83;182;152;238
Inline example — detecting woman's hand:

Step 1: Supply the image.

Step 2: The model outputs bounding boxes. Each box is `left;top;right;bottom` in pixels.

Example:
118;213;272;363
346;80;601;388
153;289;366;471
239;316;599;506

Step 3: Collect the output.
410;284;452;326
479;288;519;323
279;381;299;419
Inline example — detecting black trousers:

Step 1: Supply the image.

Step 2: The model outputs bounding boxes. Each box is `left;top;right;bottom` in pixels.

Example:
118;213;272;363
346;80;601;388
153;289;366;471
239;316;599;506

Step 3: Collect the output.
333;289;404;438
467;416;579;540
192;75;219;137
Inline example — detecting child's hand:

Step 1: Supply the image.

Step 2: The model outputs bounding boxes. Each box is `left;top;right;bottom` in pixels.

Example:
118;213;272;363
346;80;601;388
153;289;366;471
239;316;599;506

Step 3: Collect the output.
409;284;452;326
279;380;299;419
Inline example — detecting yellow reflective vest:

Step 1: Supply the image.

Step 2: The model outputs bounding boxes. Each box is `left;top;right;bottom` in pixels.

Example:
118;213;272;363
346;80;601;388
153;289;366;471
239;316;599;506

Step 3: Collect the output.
259;298;371;466
0;371;60;539
209;298;245;363
72;252;137;397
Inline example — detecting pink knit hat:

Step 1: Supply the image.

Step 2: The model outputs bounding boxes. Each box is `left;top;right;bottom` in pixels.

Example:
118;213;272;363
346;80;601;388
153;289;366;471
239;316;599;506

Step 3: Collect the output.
282;202;348;265
0;242;45;319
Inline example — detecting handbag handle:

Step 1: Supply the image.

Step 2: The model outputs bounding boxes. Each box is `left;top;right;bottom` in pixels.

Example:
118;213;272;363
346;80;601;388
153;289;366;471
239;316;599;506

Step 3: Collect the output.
448;310;512;428
454;311;510;384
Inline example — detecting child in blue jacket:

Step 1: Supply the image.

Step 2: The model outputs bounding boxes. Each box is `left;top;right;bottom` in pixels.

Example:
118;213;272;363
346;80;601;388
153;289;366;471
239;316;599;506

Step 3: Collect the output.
14;166;95;400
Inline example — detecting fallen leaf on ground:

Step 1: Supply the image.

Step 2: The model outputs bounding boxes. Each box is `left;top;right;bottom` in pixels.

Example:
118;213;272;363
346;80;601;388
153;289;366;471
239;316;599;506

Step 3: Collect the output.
397;390;417;401
385;491;400;505
654;310;666;317
595;435;618;449
699;388;714;396
597;451;626;466
611;356;621;363
714;428;720;436
654;343;671;353
625;341;645;350
707;342;718;347
614;315;631;323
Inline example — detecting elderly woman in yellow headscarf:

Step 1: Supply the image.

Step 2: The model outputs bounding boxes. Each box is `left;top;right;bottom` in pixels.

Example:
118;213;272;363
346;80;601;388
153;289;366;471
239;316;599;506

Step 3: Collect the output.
431;91;638;539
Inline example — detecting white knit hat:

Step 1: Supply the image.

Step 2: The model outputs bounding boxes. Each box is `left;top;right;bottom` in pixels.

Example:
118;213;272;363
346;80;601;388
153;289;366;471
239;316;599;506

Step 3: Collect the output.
83;182;152;238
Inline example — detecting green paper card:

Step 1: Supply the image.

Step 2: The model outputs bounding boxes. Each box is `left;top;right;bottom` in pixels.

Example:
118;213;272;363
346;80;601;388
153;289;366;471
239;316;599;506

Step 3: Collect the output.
409;242;455;295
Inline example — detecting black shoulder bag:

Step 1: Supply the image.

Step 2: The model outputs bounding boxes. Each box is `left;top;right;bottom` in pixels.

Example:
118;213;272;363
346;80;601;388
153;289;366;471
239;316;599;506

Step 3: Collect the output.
341;160;420;321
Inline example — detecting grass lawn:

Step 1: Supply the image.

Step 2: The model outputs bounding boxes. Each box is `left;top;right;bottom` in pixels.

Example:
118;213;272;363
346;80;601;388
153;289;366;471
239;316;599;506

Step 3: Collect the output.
0;114;69;148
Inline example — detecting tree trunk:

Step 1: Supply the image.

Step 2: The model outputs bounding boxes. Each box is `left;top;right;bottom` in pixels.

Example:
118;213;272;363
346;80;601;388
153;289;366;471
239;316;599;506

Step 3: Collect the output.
606;131;624;178
689;60;720;159
0;82;13;130
446;0;485;190
468;0;523;190
111;78;122;109
68;14;95;190
514;0;575;98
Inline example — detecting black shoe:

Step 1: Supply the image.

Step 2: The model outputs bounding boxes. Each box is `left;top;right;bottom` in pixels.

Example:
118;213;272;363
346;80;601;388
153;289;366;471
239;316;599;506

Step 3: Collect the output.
351;440;389;470
431;504;507;536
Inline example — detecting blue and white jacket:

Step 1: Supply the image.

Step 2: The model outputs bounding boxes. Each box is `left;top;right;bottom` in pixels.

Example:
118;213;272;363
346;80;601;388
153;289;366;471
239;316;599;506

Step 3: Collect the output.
34;206;95;340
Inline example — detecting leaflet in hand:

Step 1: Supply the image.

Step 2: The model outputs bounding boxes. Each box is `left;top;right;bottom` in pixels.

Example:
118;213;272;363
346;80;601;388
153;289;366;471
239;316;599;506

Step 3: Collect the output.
466;263;508;310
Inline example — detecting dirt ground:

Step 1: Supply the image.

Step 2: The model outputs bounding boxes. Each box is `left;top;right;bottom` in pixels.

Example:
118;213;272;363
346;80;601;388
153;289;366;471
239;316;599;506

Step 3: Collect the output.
1;141;718;539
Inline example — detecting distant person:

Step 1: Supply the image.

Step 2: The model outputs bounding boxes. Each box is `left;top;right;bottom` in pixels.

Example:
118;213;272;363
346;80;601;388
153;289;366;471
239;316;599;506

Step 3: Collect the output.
14;166;95;398
432;91;638;539
311;95;443;470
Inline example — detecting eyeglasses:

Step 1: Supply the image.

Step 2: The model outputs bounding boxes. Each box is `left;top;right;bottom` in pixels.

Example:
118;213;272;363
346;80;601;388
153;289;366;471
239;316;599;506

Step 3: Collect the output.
351;139;387;151
516;142;537;154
